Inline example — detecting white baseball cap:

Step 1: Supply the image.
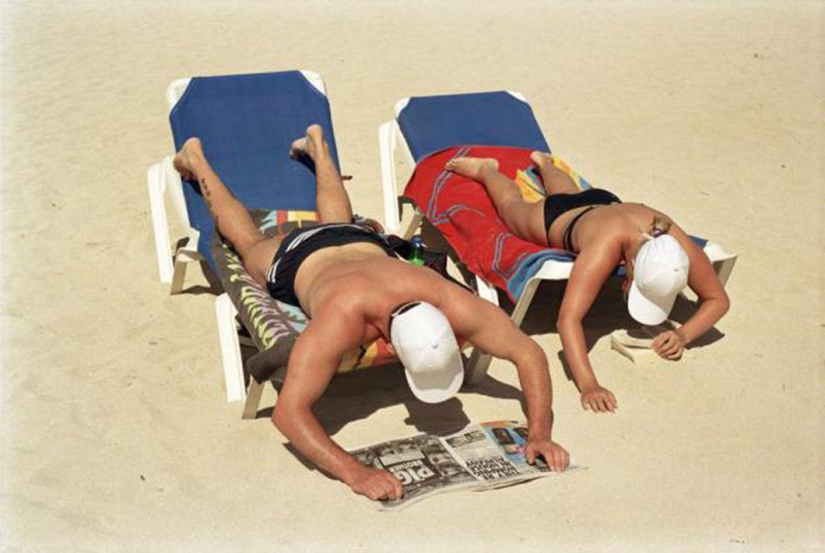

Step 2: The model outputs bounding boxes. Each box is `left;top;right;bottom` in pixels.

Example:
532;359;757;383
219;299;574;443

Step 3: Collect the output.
628;234;690;325
389;302;464;404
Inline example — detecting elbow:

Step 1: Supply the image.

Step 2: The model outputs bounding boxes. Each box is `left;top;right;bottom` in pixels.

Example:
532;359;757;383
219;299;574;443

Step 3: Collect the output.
718;290;731;318
271;403;288;434
555;311;576;334
708;287;730;319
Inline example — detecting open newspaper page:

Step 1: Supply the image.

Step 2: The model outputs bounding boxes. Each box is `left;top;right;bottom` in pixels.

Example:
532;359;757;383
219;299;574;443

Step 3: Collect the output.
441;420;553;489
350;433;479;511
350;421;574;510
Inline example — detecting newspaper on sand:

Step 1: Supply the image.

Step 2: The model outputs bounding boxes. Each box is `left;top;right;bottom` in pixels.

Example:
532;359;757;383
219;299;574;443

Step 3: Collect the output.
349;420;578;511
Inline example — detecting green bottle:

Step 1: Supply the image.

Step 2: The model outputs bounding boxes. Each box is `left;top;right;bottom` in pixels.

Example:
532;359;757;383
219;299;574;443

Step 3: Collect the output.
409;235;425;266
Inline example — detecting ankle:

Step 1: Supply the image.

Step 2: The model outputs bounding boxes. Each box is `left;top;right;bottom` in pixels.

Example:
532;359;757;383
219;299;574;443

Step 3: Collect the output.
478;162;498;181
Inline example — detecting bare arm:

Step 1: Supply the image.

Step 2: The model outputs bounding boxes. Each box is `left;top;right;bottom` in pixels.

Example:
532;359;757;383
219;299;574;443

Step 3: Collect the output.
441;288;569;470
556;238;623;412
653;225;731;358
271;307;403;500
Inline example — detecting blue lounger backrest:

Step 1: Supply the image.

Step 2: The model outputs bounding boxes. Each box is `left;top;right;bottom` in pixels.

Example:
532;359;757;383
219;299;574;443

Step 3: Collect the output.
169;70;339;269
396;91;550;163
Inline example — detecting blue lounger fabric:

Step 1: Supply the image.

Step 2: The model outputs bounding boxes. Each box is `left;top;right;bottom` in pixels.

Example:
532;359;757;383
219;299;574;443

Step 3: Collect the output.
396;91;709;300
397;91;549;163
169;70;339;269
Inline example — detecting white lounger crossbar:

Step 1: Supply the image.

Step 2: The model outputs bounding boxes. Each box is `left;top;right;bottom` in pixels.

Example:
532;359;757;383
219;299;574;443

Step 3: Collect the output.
378;93;738;384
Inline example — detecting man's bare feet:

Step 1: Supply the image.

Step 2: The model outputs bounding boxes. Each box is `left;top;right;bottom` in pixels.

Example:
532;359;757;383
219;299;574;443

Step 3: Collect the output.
290;124;327;161
445;157;500;181
173;137;205;181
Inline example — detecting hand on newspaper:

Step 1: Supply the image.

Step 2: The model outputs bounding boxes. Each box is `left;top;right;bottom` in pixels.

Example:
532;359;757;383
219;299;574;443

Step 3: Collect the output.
580;384;618;413
525;439;570;472
348;466;404;501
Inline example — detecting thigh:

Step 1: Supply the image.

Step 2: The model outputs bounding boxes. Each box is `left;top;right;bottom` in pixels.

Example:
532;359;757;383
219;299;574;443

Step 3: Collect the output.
500;199;549;247
541;163;581;195
240;236;282;287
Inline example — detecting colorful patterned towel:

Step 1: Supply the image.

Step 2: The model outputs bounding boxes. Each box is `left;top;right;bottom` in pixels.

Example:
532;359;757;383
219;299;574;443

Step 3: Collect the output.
210;209;397;385
403;146;591;301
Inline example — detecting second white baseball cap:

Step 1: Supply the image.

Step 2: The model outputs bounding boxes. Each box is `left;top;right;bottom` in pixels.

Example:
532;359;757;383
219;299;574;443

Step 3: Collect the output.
628;234;690;325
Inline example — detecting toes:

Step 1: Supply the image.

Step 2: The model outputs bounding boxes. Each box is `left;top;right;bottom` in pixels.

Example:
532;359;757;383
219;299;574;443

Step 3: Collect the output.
289;138;307;158
531;151;556;169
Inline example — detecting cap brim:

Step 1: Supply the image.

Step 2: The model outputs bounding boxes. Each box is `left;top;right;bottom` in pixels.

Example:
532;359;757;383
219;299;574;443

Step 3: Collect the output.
627;280;673;326
404;350;464;404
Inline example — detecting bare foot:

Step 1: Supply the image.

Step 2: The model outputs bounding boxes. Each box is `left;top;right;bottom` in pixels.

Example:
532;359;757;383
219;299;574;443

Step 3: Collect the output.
529;150;555;170
445;157;499;181
531;150;579;193
173;137;205;181
290;124;327;161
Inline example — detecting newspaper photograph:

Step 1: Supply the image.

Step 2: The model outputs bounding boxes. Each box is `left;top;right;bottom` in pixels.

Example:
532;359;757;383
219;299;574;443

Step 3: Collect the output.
350;420;575;510
350;433;478;510
442;421;551;489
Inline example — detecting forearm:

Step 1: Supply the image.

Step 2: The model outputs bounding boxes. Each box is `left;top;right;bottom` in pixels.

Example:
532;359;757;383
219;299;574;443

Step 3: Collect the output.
273;404;363;485
557;315;599;391
675;295;730;345
513;342;555;441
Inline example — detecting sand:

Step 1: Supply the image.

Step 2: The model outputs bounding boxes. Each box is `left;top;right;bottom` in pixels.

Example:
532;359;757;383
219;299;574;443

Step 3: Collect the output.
1;1;823;550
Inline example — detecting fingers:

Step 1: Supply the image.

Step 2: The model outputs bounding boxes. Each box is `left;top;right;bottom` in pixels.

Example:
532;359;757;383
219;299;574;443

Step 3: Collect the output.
607;390;618;412
651;333;667;350
552;447;570;472
581;392;618;413
653;332;684;360
653;331;684;360
525;446;536;465
532;443;570;472
357;471;404;502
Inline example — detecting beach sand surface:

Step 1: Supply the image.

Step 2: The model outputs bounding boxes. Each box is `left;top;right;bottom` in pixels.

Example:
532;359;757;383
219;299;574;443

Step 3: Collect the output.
1;1;823;551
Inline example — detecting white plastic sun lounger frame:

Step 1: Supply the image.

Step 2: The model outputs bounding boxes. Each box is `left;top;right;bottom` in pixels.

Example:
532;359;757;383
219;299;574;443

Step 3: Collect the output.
147;70;328;408
378;92;738;385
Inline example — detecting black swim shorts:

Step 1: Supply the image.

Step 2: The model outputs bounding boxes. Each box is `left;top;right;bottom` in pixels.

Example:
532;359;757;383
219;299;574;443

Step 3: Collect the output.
265;223;396;307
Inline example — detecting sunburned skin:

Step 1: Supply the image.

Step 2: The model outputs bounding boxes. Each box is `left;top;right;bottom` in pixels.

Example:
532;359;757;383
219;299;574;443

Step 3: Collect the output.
295;251;471;342
446;152;730;415
172;125;571;502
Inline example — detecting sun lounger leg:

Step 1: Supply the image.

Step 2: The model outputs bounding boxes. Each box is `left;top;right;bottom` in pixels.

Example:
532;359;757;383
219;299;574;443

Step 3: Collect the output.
403;208;425;241
215;293;246;403
714;256;737;288
511;278;541;327
379;121;401;234
242;380;266;420
170;258;188;295
147;162;175;284
465;350;493;386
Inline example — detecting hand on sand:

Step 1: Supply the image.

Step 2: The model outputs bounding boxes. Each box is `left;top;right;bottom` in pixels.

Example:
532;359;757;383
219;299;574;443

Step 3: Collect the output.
525;439;570;472
651;329;685;360
348;466;404;502
580;384;618;413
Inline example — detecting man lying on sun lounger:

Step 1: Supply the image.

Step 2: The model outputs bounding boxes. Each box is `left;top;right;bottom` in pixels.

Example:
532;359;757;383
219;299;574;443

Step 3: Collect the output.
173;125;570;501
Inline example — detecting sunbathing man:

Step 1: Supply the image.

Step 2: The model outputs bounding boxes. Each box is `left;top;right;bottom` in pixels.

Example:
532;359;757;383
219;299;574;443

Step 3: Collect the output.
445;155;730;414
173;125;569;502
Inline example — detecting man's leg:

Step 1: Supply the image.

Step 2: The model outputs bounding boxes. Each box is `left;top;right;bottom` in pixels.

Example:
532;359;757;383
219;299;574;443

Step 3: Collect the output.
173;138;278;285
446;157;548;246
290;125;353;224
